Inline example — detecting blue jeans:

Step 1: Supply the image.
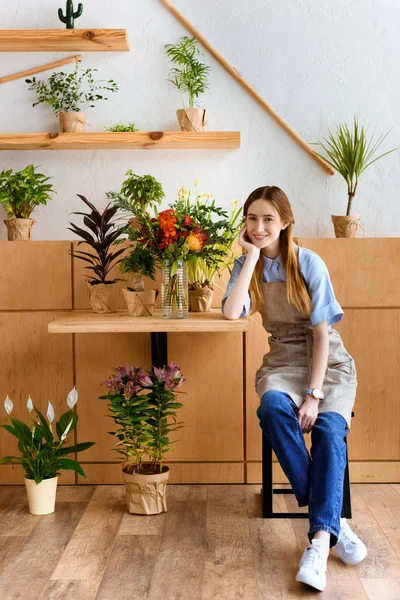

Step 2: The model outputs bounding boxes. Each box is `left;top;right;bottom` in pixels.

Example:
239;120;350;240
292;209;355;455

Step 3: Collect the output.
257;390;348;547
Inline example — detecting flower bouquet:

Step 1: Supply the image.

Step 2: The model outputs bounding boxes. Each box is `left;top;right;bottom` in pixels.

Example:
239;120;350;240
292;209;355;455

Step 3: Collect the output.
113;181;241;318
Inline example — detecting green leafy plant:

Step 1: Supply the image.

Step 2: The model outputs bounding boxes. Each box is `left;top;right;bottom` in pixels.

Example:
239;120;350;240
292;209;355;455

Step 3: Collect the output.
0;164;55;219
26;63;118;115
108;171;165;213
58;0;83;29
100;363;185;474
0;390;95;484
68;194;125;285
120;242;157;287
165;36;211;108
314;118;399;215
104;123;139;132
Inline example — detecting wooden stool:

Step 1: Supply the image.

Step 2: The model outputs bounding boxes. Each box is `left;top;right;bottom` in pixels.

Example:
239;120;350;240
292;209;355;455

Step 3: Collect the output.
261;412;353;519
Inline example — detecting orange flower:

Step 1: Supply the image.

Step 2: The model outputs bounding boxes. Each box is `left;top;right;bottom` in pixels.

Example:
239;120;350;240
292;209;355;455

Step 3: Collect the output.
187;232;204;251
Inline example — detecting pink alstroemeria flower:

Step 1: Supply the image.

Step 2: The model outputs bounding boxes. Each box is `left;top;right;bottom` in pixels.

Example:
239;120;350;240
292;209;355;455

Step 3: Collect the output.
139;375;154;388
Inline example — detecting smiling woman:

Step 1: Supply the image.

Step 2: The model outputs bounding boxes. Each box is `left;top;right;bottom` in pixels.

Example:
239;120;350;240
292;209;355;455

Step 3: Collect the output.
221;185;365;592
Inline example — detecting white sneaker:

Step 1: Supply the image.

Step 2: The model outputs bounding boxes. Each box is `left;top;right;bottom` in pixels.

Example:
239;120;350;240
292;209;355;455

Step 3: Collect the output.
335;518;368;565
295;539;327;591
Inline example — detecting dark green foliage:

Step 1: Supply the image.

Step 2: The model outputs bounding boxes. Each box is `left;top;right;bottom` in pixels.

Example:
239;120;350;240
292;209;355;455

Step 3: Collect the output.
58;0;83;29
0;164;55;219
0;407;95;484
68;194;125;285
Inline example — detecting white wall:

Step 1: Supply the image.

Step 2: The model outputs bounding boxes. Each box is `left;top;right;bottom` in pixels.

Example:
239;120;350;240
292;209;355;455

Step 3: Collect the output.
0;0;399;240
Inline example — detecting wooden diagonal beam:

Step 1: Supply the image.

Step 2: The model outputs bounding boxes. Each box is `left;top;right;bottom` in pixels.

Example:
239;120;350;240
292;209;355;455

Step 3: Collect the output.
0;54;82;84
159;0;334;175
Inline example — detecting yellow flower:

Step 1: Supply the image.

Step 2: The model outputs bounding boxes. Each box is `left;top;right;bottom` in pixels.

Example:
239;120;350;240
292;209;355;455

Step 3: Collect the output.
230;199;238;209
193;178;199;186
187;233;203;251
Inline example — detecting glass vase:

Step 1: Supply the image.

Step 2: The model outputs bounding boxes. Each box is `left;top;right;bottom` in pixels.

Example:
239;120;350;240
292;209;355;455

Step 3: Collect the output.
161;260;188;319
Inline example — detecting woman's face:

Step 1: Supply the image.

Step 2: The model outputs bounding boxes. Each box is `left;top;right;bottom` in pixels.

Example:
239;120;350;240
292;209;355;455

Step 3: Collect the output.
245;199;288;257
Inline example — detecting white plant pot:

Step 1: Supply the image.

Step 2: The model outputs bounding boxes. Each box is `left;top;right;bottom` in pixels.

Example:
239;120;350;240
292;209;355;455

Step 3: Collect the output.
24;476;58;515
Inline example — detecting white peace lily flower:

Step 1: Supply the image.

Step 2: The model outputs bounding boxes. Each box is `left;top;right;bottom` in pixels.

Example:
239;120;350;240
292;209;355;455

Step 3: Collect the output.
4;396;13;415
61;418;74;441
67;386;78;409
47;401;55;423
26;395;34;412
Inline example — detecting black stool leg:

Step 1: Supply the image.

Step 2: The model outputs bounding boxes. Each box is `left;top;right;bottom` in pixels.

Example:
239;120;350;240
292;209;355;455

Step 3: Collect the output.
341;437;352;519
261;434;273;518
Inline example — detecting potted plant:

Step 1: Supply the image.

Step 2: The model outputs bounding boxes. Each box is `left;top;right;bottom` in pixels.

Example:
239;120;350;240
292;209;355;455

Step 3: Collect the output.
314;118;399;237
68;194;125;313
120;243;158;317
165;36;211;132
100;362;185;514
108;171;164;226
26;62;118;133
0;389;95;515
0;164;55;241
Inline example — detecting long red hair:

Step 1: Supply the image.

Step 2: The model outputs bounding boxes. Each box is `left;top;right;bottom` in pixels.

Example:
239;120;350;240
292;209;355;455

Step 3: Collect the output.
243;186;311;315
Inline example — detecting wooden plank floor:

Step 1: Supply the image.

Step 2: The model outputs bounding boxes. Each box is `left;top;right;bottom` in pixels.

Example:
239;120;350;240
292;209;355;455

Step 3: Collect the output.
0;484;399;599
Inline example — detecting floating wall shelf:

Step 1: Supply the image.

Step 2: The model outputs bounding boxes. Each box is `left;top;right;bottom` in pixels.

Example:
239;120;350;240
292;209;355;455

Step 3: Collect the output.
0;131;241;150
0;29;130;52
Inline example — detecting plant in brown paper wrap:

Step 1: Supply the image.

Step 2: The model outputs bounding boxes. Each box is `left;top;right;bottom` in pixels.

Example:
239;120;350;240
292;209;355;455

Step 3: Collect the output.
100;362;185;514
165;36;210;131
313;118;399;238
68;194;125;313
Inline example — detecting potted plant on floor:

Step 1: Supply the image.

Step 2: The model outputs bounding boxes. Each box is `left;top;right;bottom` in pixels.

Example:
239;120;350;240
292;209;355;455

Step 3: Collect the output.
314;118;399;237
100;362;185;514
0;165;55;241
120;243;158;317
165;36;211;132
26;62;118;132
0;389;95;515
68;194;125;313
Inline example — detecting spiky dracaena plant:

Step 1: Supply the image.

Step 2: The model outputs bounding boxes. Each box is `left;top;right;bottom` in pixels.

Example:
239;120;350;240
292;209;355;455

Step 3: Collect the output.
68;194;125;285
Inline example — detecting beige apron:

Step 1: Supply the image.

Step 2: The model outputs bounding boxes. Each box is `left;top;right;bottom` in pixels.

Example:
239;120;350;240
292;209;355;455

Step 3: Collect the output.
255;282;357;428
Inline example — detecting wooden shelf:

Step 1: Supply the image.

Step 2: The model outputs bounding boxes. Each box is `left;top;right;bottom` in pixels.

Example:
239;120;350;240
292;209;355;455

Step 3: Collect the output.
48;310;248;334
0;29;130;52
0;131;241;150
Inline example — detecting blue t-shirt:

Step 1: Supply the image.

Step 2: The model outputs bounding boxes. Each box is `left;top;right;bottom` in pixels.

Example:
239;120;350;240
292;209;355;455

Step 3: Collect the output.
221;245;343;326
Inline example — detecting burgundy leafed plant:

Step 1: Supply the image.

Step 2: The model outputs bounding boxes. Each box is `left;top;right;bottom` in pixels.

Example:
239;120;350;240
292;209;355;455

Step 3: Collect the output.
68;194;125;285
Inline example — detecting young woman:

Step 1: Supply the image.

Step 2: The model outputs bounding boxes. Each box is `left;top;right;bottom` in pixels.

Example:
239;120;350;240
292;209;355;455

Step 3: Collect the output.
222;186;367;592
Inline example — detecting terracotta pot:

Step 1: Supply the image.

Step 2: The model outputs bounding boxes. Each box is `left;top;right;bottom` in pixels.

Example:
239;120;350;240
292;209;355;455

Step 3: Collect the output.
4;218;36;241
123;288;158;317
189;286;213;312
87;282;119;313
176;108;207;132
122;465;169;515
331;214;361;238
24;476;58;515
59;111;86;132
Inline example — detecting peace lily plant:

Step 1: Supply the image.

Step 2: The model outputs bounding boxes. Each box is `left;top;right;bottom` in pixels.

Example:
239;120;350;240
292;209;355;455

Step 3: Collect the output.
0;388;95;515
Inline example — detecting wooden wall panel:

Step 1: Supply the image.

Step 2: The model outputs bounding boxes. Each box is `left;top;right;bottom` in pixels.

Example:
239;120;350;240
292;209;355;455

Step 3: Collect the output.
0;312;73;484
167;332;243;462
299;238;400;307
0;241;72;310
78;462;244;484
335;310;400;460
74;332;151;462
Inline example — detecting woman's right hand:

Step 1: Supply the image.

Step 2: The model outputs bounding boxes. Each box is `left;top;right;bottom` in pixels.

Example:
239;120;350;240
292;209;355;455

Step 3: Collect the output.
238;225;260;259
